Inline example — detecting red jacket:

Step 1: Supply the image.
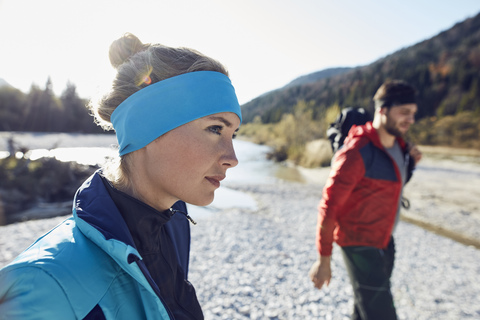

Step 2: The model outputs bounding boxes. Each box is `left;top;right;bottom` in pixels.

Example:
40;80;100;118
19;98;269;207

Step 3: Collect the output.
316;122;409;256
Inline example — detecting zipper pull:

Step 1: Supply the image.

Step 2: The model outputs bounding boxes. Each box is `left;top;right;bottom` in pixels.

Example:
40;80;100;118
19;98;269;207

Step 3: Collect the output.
184;214;197;225
170;209;197;225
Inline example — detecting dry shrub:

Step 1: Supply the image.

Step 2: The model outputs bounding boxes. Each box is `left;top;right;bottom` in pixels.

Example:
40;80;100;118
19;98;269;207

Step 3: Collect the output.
239;100;332;166
409;111;480;149
299;139;333;168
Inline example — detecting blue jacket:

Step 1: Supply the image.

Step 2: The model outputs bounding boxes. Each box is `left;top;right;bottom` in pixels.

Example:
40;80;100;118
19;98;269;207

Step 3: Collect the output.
0;171;200;319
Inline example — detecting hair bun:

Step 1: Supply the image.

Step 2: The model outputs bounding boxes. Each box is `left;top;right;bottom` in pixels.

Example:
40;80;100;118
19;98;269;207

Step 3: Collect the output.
109;33;148;69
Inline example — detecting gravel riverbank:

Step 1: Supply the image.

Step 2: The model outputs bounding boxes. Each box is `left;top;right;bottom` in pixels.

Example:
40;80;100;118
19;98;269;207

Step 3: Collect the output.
1;179;479;319
188;182;480;319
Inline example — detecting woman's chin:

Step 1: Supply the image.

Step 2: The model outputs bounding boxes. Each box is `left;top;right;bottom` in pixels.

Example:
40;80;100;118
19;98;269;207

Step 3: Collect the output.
187;194;215;207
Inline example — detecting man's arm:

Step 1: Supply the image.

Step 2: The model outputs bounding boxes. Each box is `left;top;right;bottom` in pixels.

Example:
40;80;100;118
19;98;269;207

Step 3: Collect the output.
310;141;366;290
315;145;366;256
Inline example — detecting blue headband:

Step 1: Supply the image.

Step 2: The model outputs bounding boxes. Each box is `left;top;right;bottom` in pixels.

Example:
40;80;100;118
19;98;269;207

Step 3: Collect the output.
111;71;242;156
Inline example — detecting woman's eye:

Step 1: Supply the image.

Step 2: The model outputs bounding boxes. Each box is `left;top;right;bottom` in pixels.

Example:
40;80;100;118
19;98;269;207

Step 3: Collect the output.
208;125;222;135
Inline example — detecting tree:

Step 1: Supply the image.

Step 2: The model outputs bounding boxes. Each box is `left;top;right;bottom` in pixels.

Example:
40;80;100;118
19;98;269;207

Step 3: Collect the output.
21;78;63;132
60;82;97;132
0;87;26;131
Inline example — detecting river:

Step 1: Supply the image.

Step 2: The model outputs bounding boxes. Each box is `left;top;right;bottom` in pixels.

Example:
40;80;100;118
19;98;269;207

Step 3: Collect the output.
2;132;480;244
0;132;307;218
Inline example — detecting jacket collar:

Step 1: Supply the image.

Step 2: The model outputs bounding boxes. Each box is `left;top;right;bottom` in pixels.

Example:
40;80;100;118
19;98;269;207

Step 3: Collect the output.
71;171;173;316
101;176;173;254
73;171;137;248
347;122;407;151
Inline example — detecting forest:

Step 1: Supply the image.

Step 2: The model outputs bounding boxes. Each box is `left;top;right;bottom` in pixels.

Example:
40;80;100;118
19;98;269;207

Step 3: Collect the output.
0;78;103;133
239;12;480;160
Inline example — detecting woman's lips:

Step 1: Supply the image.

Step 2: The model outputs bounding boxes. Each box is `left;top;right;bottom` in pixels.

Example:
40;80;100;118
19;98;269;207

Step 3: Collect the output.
205;176;224;188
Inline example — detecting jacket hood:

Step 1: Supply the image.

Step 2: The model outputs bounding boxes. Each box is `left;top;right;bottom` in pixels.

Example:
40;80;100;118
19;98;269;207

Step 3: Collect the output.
74;171;136;247
72;170;143;270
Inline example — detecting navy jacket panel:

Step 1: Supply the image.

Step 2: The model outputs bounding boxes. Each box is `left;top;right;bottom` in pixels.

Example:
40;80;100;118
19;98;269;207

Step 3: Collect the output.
360;141;398;182
165;201;191;277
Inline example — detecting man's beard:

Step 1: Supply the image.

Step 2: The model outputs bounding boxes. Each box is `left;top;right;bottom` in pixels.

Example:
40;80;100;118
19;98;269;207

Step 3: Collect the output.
385;117;406;138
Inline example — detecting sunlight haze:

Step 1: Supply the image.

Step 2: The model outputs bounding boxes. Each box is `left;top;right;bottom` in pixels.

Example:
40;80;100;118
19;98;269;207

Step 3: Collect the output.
1;0;480;104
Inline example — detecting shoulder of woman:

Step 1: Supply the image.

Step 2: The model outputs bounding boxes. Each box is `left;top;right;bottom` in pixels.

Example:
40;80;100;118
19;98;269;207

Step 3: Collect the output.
0;266;76;318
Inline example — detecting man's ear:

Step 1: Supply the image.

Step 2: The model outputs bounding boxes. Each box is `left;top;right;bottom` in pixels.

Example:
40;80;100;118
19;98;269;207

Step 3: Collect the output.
379;107;389;115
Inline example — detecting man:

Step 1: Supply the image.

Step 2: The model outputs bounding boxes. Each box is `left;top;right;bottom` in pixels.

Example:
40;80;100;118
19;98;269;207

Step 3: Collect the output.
309;80;422;319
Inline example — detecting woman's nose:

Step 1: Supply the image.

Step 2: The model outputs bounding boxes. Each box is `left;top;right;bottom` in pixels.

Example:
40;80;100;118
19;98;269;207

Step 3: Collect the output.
221;140;239;168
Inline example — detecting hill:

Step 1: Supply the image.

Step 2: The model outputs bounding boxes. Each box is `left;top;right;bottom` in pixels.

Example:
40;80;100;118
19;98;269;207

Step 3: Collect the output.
0;78;12;89
241;12;480;125
282;67;353;89
241;67;352;123
239;12;480;165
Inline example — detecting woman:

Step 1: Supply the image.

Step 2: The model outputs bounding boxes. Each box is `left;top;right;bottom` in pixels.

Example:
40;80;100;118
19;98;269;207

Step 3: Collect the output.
0;33;242;319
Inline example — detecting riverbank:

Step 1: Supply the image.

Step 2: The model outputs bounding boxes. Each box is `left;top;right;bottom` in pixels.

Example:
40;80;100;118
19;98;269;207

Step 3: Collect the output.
190;182;480;319
2;180;477;319
1;136;479;318
2;139;479;248
291;143;480;249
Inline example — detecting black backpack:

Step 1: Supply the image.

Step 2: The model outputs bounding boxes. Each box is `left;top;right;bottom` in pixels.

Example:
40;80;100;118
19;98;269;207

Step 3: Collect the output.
327;107;372;154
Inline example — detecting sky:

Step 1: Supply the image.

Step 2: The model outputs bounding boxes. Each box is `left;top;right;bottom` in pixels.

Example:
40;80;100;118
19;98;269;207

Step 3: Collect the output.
1;0;480;105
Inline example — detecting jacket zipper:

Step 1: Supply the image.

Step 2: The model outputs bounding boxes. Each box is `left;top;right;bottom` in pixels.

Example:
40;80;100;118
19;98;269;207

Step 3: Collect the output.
131;256;176;319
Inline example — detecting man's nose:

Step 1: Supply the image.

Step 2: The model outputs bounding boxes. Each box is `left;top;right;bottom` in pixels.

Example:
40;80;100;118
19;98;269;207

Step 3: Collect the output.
408;113;415;124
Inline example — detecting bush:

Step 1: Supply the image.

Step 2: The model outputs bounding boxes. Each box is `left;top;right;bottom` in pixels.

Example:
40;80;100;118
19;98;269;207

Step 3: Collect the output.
409;111;480;149
0;156;97;225
239;100;331;167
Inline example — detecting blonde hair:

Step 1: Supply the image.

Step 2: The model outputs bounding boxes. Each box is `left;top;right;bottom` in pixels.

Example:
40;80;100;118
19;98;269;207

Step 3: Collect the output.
88;33;229;190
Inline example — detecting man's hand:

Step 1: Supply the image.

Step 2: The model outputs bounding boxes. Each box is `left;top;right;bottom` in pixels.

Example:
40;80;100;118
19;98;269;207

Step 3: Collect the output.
309;255;332;290
409;144;422;165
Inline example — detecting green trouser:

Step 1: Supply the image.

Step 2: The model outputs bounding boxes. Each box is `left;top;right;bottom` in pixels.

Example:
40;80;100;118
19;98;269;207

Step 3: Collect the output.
341;237;397;320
